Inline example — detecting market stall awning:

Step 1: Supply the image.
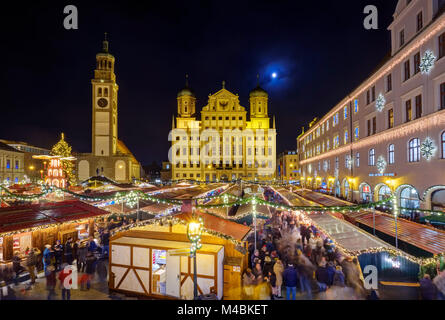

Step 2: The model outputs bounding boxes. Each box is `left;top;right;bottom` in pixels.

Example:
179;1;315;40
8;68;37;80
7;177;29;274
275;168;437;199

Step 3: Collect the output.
0;200;110;234
422;214;445;225
176;211;251;241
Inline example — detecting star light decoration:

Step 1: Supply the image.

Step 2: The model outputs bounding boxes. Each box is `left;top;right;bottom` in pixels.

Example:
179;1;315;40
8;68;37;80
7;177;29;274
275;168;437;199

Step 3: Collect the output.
376;156;387;174
375;93;386;112
420;137;437;160
419;50;437;75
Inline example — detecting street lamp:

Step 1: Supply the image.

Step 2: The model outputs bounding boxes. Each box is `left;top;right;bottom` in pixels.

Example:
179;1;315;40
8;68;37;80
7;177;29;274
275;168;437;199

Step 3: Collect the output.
187;214;203;300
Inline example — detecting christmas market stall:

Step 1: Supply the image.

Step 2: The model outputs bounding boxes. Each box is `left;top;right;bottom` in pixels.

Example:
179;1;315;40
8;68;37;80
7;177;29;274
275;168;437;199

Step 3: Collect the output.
108;211;250;300
0;200;110;266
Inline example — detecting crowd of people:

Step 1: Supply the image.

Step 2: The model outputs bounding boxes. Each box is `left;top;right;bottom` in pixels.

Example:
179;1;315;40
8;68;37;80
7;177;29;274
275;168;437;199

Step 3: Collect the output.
0;216;127;300
242;189;445;300
242;190;377;300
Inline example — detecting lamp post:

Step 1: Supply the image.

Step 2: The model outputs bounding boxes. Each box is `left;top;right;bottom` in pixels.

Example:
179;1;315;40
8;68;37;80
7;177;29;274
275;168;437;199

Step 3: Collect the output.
187;214;203;300
386;179;398;249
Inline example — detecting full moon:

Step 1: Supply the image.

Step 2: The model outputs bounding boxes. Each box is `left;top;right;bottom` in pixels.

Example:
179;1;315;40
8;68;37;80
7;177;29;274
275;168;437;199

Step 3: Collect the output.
272;72;277;78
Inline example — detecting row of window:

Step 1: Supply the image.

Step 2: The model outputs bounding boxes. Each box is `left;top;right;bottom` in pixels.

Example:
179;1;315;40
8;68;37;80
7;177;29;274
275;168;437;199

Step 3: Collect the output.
398;10;423;49
304;82;445;160
304;29;445;149
175;161;273;169
204;116;244;121
0;159;20;170
311;132;445;174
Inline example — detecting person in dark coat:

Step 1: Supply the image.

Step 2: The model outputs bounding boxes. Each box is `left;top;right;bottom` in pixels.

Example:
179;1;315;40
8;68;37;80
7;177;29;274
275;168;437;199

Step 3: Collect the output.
283;263;298;300
262;256;274;277
53;240;63;271
87;237;97;253
326;261;336;287
333;265;346;287
45;265;56;300
420;274;438;300
85;251;97;290
12;253;24;285
77;242;88;273
315;260;330;286
64;238;73;265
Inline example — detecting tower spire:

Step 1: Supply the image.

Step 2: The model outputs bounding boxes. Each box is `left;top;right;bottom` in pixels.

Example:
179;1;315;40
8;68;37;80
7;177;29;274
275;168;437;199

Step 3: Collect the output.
273;115;276;129
102;32;109;53
185;74;189;87
222;80;225;89
256;74;260;86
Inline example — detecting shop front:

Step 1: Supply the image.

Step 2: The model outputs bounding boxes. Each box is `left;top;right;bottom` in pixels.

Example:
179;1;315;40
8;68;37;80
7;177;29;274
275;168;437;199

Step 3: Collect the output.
0;200;108;264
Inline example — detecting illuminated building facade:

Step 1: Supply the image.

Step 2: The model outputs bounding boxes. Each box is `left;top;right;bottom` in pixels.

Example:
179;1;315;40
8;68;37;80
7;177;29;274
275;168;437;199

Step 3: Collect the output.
298;0;445;212
171;79;277;182
0;141;25;184
277;150;300;183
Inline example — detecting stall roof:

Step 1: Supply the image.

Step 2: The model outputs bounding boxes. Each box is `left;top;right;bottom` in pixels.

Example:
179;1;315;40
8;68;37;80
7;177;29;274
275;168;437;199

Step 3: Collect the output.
294;189;445;255
0;200;109;234
111;236;223;253
176;211;251;241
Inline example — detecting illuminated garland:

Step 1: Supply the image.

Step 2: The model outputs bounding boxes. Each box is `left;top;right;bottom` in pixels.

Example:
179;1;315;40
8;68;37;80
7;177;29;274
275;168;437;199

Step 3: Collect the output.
109;215;243;246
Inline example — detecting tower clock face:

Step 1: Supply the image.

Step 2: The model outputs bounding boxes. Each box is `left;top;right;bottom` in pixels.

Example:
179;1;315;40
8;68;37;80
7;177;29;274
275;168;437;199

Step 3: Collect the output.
97;98;108;108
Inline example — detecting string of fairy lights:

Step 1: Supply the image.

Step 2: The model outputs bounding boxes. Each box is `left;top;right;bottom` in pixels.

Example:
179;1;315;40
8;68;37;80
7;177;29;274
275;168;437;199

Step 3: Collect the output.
2;183;445;268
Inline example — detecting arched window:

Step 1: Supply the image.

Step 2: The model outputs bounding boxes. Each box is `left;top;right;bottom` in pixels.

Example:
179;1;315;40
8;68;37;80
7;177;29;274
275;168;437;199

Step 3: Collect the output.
369;149;375;166
356;152;360;167
378;185;392;201
53;169;58;177
98;88;102;97
360;184;372;202
409;138;420;162
400;186;420;209
104;88;108;97
388;144;395;164
442;131;445;159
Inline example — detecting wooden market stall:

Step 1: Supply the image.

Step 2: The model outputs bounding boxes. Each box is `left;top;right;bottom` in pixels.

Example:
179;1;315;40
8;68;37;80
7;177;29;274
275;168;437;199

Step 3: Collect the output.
109;211;250;300
0;200;110;265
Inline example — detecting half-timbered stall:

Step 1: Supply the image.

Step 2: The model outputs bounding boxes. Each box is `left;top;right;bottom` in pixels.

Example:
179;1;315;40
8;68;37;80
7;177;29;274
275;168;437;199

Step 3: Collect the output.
109;211;250;300
0;200;109;265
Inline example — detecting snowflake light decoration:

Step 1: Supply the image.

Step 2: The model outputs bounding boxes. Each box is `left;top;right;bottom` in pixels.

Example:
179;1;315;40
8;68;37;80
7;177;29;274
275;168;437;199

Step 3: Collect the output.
420;137;437;160
125;191;139;208
375;93;386;112
376;156;387;174
419;50;436;75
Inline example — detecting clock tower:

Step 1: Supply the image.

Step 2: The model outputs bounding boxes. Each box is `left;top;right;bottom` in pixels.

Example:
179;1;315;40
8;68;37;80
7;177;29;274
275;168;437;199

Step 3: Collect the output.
92;33;119;157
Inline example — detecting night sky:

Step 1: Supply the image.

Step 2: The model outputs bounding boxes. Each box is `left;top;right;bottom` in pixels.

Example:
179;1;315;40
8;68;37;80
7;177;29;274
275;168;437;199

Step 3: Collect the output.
0;0;397;165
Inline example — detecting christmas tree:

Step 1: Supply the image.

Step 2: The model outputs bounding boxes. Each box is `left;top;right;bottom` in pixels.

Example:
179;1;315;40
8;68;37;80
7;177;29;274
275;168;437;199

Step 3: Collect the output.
50;133;76;186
